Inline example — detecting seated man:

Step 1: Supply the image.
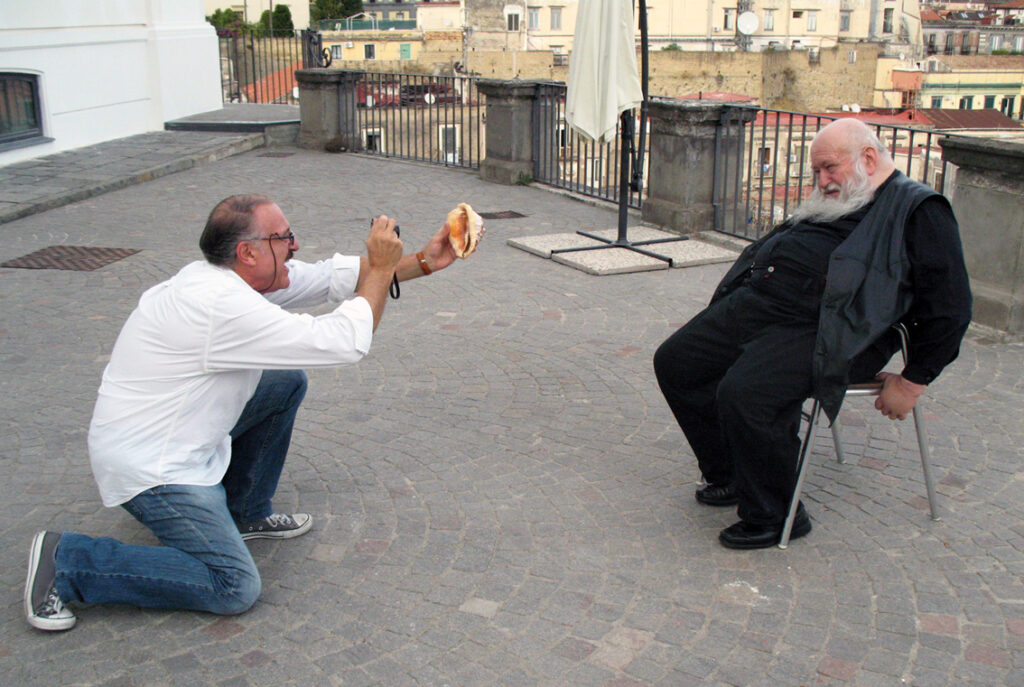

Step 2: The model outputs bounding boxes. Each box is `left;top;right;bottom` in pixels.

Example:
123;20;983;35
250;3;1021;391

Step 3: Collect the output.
653;118;972;549
25;194;474;630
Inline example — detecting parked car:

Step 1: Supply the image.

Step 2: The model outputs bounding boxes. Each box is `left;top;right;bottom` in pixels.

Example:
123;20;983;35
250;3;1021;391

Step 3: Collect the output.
399;83;459;106
356;81;400;108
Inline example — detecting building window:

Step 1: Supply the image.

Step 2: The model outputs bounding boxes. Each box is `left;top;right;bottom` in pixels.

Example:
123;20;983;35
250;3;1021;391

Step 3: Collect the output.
400;43;412;60
363;128;384;152
552;45;568;65
848;50;857;64
985;95;996;108
991;35;1002;51
394;11;404;19
926;33;937;54
840;11;850;32
931;96;943;108
758;147;772;175
724;9;735;30
959;95;973;109
551;7;561;30
807;10;817;31
331;45;344;60
764;9;774;31
961;33;971;54
364;44;376;59
0;73;43;147
945;34;955;55
439;124;460;164
1002;96;1015;115
507;11;520;31
1015;35;1024;51
882;8;894;33
528;7;540;29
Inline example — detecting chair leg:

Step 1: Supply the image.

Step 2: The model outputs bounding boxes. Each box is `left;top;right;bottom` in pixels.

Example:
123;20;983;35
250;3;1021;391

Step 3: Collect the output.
912;405;941;521
831;420;845;464
781;399;821;549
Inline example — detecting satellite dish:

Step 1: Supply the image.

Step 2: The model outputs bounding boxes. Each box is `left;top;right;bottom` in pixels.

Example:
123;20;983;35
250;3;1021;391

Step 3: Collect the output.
737;11;759;35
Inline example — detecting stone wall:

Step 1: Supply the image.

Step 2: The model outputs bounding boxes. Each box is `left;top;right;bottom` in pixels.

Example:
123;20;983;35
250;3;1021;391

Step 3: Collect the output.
762;44;881;111
942;137;1024;336
394;40;883;110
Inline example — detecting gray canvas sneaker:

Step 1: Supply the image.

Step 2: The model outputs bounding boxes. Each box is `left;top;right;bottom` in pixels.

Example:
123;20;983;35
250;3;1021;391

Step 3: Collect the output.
238;513;312;540
25;531;76;631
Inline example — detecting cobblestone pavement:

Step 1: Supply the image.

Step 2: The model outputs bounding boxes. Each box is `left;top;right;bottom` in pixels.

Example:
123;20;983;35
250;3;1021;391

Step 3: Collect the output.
2;144;1024;687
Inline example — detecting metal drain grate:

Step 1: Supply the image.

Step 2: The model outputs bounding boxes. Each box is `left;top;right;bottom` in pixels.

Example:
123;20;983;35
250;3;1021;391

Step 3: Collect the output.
1;245;140;271
259;152;295;158
478;210;527;219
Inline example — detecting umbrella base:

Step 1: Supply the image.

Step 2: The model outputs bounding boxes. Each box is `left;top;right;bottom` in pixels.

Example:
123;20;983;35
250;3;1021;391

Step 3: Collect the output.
550;230;688;266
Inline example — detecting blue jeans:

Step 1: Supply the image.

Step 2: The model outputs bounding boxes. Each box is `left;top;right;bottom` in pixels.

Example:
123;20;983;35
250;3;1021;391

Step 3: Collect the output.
55;370;308;614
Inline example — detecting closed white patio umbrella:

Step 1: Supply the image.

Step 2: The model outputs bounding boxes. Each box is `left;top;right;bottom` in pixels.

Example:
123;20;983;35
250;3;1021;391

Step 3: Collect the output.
566;0;643;144
554;0;688;265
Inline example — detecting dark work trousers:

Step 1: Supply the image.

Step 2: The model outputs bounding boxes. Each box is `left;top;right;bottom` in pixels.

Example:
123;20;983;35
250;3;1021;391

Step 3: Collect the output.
653;279;887;525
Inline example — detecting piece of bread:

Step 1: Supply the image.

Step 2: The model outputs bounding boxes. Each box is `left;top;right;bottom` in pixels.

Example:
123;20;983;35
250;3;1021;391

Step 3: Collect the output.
447;203;483;258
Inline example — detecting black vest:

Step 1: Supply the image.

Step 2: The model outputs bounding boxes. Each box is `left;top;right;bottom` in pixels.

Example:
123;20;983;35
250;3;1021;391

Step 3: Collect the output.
711;171;945;421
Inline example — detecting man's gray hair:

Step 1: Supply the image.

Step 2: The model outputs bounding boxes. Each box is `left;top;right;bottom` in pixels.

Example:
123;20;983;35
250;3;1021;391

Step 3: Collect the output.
199;194;272;267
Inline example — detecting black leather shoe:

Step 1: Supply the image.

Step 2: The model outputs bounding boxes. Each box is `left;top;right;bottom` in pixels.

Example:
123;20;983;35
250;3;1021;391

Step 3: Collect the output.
695;482;738;507
718;505;812;549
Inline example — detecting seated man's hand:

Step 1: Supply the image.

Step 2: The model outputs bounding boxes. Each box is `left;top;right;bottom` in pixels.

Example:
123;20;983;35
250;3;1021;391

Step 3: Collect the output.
874;372;926;421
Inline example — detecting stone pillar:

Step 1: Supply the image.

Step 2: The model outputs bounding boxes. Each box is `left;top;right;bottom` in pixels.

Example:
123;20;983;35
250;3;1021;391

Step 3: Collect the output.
295;69;360;151
643;101;756;234
941;137;1024;336
476;79;544;185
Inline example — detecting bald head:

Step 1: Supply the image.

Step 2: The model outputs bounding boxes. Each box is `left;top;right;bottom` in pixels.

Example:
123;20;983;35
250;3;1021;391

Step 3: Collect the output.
789;119;897;224
810;118;895;195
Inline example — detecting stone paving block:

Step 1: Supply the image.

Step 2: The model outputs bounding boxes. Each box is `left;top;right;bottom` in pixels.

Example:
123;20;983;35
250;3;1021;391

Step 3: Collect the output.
3;139;1024;687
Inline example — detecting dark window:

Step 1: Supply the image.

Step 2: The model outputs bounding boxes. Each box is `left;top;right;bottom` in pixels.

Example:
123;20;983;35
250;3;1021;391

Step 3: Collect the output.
985;95;996;108
0;73;43;146
883;8;894;33
364;44;376;59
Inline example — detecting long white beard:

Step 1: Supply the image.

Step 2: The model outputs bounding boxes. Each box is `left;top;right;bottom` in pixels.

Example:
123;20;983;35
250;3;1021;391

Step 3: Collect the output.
789;163;875;225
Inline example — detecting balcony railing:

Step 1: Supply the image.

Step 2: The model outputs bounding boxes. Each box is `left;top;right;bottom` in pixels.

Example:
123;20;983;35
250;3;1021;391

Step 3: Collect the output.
714;105;968;240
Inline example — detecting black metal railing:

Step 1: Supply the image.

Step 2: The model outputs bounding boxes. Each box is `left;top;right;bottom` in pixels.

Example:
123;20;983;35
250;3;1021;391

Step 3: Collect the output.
350;72;484;170
532;83;646;208
714;106;966;240
218;29;330;104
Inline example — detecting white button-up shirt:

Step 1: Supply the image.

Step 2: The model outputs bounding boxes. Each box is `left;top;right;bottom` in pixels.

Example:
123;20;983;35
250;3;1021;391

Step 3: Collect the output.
88;255;372;506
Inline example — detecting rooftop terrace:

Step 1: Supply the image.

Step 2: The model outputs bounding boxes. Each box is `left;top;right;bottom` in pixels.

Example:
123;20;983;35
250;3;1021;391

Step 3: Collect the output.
1;117;1023;686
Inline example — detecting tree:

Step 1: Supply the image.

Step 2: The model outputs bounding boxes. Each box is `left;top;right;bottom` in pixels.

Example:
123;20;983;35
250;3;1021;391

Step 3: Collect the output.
256;6;295;35
206;8;245;37
273;5;294;33
311;0;363;23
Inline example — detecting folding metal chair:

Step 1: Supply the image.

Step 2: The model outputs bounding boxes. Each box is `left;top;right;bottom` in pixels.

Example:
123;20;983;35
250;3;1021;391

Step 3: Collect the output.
779;323;941;549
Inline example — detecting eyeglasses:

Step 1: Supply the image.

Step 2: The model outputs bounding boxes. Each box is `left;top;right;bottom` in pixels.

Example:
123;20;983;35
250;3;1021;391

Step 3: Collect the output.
250;232;296;244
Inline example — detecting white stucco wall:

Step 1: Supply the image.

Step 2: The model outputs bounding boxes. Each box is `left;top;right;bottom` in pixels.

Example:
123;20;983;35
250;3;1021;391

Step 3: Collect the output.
0;0;222;165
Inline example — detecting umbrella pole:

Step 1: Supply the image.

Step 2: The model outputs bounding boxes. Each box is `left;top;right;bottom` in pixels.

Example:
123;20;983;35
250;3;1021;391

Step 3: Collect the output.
552;0;688;266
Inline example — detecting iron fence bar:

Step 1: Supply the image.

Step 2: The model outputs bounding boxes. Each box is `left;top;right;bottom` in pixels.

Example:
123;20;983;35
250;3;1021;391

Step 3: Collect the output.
781;114;794;219
796;116;809;207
